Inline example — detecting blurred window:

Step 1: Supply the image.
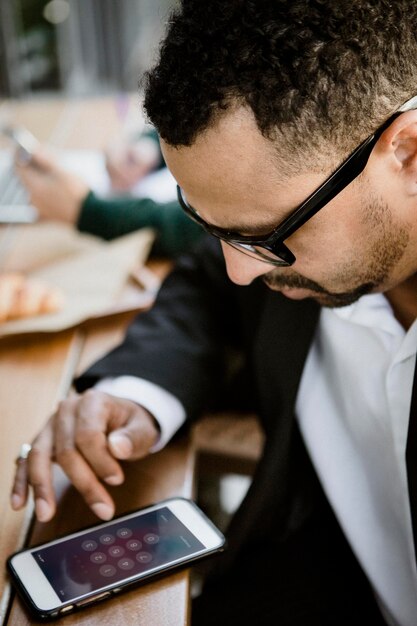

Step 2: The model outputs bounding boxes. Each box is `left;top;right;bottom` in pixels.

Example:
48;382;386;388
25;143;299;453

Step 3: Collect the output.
0;0;177;97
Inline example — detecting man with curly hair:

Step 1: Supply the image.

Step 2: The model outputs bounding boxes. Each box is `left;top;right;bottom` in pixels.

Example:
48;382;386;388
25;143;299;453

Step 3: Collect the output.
12;1;417;624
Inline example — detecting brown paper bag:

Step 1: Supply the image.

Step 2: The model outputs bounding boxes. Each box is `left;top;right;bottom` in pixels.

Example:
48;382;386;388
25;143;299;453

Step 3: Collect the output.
0;223;155;337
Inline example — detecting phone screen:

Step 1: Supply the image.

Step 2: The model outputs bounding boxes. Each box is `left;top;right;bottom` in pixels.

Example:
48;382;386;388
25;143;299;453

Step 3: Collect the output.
31;506;204;603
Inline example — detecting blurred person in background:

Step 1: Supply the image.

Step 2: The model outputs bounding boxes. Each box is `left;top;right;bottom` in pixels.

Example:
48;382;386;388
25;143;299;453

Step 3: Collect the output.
105;125;165;192
14;137;202;258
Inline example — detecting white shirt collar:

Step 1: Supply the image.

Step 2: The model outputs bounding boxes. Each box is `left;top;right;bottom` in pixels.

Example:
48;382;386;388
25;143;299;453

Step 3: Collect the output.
329;292;417;365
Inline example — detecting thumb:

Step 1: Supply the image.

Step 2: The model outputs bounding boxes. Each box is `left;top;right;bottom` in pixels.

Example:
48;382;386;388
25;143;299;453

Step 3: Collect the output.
15;147;55;172
107;430;133;459
28;149;56;171
107;405;160;461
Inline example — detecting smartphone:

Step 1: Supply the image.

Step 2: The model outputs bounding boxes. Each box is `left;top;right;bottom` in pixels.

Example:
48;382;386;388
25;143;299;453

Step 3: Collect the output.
1;125;39;163
7;497;225;621
0;125;39;223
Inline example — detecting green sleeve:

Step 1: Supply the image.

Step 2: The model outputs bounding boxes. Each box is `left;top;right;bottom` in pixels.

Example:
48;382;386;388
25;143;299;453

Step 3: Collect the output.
77;191;203;257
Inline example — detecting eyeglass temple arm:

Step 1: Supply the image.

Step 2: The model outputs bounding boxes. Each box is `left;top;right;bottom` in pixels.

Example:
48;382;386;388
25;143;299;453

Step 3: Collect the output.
274;113;404;241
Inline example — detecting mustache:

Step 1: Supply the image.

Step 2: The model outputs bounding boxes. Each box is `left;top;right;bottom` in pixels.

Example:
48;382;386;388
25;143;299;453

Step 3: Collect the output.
262;272;376;307
262;272;328;293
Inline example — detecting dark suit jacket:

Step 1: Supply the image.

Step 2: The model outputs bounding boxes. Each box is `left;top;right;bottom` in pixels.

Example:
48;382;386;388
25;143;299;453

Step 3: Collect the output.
77;234;417;624
76;235;327;572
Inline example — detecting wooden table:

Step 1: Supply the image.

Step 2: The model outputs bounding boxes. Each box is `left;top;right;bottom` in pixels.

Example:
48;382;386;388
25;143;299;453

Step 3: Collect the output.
0;97;195;625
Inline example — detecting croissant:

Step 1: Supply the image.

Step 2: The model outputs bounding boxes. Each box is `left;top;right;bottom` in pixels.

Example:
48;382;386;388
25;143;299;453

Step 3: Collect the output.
0;273;65;323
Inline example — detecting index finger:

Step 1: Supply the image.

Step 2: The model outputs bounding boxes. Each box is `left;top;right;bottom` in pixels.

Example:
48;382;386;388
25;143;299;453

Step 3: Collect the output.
53;395;118;519
72;390;127;484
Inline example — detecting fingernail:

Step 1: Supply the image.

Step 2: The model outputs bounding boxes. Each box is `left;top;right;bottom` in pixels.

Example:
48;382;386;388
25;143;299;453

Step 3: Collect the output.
104;474;123;486
11;494;22;509
108;432;133;459
91;502;113;520
35;498;51;522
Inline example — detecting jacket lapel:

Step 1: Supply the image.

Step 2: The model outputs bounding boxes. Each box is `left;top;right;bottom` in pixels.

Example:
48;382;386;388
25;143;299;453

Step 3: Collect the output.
406;356;417;563
215;288;320;574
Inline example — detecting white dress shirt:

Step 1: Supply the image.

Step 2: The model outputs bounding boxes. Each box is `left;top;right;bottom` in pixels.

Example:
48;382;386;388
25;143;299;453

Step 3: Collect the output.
297;293;417;626
98;292;417;626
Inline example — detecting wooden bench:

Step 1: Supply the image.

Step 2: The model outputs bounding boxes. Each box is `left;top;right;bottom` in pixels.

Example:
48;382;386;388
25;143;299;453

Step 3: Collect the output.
193;412;264;476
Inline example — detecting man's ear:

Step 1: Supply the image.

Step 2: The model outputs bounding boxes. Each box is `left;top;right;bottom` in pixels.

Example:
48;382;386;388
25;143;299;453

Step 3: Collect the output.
375;109;417;196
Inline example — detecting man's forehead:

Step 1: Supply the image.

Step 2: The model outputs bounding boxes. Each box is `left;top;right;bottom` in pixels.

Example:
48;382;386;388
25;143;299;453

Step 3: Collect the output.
161;107;285;194
161;106;329;231
192;104;265;149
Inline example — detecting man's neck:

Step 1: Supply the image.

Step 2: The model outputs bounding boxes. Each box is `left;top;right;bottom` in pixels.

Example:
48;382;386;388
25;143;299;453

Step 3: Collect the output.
385;274;417;330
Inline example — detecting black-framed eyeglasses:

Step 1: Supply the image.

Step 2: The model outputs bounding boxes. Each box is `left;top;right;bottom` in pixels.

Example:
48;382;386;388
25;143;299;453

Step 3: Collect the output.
177;94;417;267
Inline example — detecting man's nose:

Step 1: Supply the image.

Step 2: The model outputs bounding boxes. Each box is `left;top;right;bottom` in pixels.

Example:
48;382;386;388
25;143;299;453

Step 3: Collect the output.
221;241;272;285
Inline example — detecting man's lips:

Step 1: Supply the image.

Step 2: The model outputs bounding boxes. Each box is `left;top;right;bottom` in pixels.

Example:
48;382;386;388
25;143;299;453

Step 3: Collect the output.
275;286;315;299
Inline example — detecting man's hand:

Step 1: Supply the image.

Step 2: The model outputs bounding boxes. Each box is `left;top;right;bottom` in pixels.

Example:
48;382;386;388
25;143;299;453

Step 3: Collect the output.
10;390;160;523
15;149;89;224
105;137;160;191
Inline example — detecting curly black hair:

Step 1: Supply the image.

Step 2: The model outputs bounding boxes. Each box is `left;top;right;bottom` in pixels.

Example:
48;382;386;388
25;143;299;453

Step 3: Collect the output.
143;0;417;171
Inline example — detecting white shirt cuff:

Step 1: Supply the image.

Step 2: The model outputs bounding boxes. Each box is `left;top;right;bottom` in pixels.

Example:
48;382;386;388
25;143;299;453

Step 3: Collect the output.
95;376;186;453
